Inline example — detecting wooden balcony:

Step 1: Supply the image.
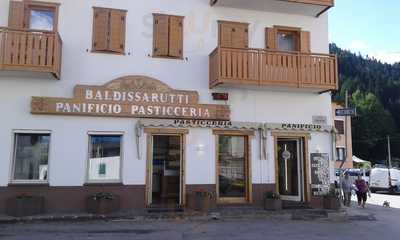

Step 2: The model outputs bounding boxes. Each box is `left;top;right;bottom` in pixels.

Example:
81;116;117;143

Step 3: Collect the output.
286;0;333;6
0;28;62;79
211;0;334;17
209;47;338;92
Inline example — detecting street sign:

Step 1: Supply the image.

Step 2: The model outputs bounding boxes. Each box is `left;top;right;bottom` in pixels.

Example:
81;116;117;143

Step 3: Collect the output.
335;108;357;117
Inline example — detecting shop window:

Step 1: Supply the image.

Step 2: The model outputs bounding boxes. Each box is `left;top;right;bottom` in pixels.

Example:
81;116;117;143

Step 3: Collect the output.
214;130;253;203
335;120;345;135
266;26;310;53
12;132;50;182
336;147;346;161
153;13;184;59
92;7;127;54
88;134;122;182
8;1;60;31
218;20;249;48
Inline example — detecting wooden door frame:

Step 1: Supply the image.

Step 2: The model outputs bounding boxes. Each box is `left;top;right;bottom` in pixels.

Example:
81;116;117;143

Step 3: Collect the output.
144;128;188;207
213;130;254;204
272;131;311;203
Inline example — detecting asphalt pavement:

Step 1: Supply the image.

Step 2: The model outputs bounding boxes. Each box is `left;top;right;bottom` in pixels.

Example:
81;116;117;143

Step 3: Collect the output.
0;192;399;240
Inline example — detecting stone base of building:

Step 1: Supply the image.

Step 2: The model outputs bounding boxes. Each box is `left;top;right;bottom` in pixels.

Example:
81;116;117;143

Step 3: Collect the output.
0;184;146;214
0;183;278;215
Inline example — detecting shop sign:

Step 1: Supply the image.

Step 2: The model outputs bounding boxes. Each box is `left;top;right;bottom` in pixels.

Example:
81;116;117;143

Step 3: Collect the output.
31;76;230;120
281;123;322;131
172;119;233;128
312;115;327;125
310;153;330;196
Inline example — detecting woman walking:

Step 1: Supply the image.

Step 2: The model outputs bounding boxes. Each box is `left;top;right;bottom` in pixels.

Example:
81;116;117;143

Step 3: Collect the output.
355;174;370;208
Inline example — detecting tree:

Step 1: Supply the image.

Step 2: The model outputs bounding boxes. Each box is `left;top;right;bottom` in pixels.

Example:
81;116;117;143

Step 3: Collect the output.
350;90;397;163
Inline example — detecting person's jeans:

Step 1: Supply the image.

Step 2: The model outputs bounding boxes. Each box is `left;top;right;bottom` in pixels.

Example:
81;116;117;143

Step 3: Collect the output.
343;191;351;207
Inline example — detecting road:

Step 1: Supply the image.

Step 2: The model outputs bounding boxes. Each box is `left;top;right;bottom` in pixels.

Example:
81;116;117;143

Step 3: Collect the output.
0;193;399;240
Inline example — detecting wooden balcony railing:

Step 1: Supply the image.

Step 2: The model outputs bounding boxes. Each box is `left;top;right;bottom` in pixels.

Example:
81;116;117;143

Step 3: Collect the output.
210;47;338;91
0;28;62;79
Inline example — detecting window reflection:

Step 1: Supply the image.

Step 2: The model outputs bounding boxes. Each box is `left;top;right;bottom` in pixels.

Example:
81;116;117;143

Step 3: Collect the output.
278;31;297;52
29;9;55;31
218;136;246;198
88;135;121;181
13;133;50;181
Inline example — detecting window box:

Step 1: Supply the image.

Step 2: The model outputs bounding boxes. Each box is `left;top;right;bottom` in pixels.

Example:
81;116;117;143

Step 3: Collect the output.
6;195;45;217
86;193;120;215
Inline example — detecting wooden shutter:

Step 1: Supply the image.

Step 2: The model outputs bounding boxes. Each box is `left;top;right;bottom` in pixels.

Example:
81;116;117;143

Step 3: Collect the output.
8;1;25;28
92;8;110;52
219;21;249;48
153;14;169;56
109;10;126;54
265;27;277;50
232;25;248;48
168;16;184;58
219;22;233;47
300;31;311;53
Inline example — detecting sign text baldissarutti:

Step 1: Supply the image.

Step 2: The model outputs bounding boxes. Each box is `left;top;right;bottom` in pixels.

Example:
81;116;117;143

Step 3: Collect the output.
31;76;230;120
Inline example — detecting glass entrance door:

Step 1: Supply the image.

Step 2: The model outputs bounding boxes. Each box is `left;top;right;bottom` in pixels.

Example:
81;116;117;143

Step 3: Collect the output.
217;135;248;202
277;139;302;201
151;135;182;207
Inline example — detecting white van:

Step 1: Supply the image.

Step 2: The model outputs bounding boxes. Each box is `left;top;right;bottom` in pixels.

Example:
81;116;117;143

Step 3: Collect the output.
369;167;400;192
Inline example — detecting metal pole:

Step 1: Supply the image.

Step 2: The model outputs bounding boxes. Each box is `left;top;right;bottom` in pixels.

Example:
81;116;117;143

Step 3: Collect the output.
339;90;349;169
387;135;392;188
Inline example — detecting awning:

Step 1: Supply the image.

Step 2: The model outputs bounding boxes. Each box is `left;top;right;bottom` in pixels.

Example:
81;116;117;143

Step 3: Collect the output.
138;119;262;130
353;155;370;163
265;123;334;133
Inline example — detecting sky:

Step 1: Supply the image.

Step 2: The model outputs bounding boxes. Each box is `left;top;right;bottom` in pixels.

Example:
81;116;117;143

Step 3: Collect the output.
329;0;400;64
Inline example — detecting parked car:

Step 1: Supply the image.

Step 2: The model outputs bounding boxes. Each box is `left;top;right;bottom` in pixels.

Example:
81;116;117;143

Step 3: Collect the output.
342;168;370;185
369;167;400;193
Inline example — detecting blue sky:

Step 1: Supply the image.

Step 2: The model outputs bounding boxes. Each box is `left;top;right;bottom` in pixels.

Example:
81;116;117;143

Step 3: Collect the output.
329;0;400;64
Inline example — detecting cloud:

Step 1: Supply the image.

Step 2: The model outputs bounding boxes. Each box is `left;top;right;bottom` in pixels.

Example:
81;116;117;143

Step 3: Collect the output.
373;52;400;64
348;40;368;51
344;40;400;64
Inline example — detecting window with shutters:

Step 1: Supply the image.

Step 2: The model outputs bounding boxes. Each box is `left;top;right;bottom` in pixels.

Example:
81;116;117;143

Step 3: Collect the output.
92;7;127;55
8;0;60;31
153;13;184;59
266;26;310;53
218;21;249;49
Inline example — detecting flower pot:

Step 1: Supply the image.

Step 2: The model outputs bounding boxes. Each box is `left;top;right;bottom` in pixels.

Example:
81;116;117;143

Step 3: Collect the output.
193;194;211;212
6;196;45;217
264;198;282;211
86;195;120;215
323;196;341;210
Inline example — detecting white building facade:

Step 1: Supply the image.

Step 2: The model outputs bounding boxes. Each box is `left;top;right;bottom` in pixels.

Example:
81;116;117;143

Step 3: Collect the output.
0;0;338;213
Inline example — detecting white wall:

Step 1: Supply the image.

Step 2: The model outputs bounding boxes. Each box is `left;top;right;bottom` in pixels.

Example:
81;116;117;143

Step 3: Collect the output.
0;0;332;187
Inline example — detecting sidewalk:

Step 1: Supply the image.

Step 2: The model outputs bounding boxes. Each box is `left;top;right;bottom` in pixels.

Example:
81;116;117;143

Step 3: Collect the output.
0;207;353;224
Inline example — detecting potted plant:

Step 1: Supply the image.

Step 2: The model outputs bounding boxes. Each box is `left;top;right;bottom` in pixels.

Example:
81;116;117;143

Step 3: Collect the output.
263;191;282;210
192;188;213;212
323;186;341;210
6;194;45;217
86;192;120;215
